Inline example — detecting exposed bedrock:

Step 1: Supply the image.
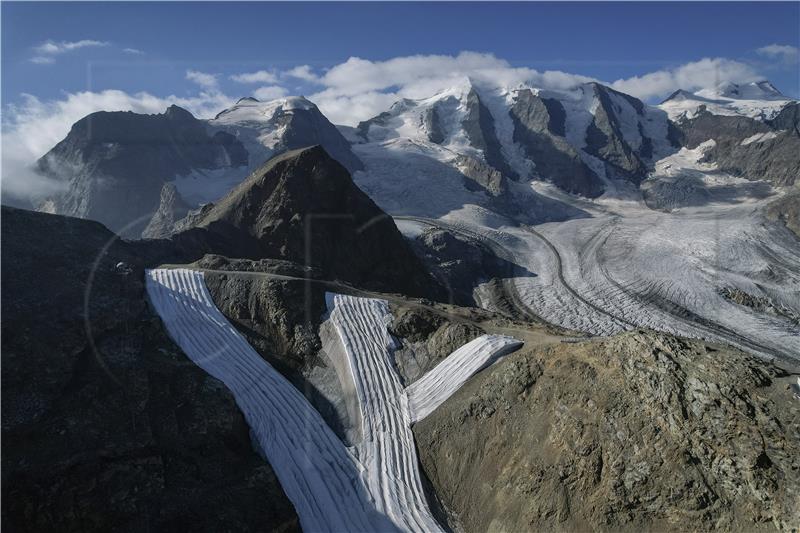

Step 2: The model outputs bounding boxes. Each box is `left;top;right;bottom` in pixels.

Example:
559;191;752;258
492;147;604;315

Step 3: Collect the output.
462;87;520;180
509;89;605;197
674;110;800;187
766;189;800;238
37;105;247;238
1;206;299;532
171;146;444;300
414;331;800;532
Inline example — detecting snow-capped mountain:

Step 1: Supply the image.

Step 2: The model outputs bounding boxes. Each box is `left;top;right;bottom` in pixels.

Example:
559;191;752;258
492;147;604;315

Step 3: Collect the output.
34;77;798;238
210;96;363;173
349;78;679;217
659;81;795;121
36;96;361;237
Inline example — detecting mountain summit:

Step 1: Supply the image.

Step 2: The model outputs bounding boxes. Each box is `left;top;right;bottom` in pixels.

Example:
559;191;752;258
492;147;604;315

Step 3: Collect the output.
174;145;440;297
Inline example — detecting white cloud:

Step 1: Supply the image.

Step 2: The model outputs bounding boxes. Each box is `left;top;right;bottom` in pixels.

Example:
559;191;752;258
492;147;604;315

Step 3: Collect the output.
186;69;219;89
284;65;320;83
29;56;55;65
1;89;234;204
306;51;593;124
611;57;761;101
29;39;109;65
230;70;279;84
34;39;109;55
253;85;289;100
756;43;799;63
122;47;144;55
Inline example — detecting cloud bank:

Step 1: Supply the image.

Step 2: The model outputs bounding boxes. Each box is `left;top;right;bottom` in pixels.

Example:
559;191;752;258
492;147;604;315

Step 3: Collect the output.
611;57;762;101
756;44;800;64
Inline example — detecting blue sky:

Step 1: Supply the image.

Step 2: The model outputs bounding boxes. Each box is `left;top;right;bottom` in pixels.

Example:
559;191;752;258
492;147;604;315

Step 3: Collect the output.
3;1;799;106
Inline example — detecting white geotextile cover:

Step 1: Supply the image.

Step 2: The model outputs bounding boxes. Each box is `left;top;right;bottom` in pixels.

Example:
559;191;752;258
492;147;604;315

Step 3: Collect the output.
146;268;522;532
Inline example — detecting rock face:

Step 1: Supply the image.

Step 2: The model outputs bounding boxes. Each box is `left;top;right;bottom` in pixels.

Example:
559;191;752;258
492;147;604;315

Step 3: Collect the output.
388;305;484;385
584;83;650;183
766;190;800;238
509;89;604;197
37;105;247;237
673;110;800;187
414;331;800;532
174;146;442;298
410;226;521;306
1;206;299;532
461;87;519;180
141;182;192;239
453;155;508;196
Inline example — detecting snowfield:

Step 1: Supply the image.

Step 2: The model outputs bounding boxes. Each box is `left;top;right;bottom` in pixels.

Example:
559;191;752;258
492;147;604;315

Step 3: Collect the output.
146;268;523;532
350;84;800;363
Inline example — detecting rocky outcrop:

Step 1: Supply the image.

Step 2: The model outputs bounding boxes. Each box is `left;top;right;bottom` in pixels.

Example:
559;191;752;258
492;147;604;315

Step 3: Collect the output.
37;105;247;237
424;106;446;144
414;331;800;532
510;89;604;197
584;83;649;183
261;101;363;173
388;305;484;385
141;182;191;238
453;155;507;196
409;226;522;306
766;190;800;238
1;206;298;532
173;146;443;299
462;88;519;180
768;102;800;135
673;110;800;187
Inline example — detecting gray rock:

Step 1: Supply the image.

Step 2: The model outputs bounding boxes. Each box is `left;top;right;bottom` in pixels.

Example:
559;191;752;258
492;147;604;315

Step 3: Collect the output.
1;206;299;532
509;89;604;197
462;87;519;180
414;331;800;532
766;190;800;238
453;154;507;196
141;182;191;238
37;105;247;238
584;83;649;183
673;110;800;187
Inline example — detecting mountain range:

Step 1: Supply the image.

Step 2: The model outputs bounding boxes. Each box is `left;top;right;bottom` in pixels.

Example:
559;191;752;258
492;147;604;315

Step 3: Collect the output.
33;79;799;238
4;76;800;532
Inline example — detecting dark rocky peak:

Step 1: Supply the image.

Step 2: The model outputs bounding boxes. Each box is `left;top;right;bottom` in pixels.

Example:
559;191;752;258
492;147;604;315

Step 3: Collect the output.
164;103;196;122
237;96;260;104
36;105;248;238
509;89;604;197
271;101;363;172
461;87;519;180
173;146;442;298
581;83;649;182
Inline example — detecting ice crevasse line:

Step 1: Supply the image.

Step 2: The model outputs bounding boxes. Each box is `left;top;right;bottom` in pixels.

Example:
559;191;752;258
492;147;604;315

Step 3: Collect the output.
146;268;522;532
